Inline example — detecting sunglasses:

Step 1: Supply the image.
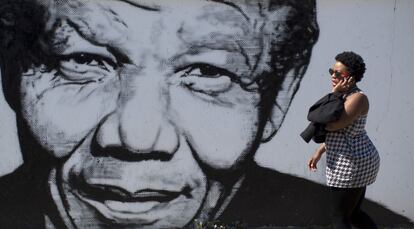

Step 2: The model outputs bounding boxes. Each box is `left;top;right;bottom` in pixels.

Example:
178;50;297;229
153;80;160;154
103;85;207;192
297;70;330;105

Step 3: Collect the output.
329;68;348;78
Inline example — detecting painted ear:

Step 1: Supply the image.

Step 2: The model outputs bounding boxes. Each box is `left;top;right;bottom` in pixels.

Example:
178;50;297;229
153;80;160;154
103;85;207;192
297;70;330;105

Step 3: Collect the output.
261;66;307;142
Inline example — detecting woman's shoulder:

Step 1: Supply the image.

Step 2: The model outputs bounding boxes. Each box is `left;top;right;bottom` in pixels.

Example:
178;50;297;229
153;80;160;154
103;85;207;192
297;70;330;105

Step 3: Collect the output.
346;91;368;102
345;91;369;116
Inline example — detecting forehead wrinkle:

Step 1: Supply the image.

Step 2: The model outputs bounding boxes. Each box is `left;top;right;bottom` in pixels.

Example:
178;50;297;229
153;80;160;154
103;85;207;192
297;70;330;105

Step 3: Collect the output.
175;6;267;73
47;1;131;49
207;1;273;74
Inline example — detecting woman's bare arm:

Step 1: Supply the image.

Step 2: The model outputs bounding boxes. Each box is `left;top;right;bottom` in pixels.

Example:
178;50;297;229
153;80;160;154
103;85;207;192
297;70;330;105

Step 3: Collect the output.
325;93;369;131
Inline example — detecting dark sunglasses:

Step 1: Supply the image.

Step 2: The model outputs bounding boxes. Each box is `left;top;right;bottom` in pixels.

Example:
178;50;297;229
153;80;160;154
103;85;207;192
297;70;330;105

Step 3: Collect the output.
329;68;345;78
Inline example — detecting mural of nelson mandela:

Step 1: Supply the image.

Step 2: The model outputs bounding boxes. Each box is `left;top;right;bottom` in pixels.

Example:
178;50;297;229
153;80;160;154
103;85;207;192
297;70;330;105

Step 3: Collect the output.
0;0;411;228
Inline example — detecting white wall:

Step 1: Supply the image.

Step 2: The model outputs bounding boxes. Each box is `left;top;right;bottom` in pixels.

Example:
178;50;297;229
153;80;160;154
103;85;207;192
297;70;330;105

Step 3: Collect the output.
1;0;413;222
257;0;414;221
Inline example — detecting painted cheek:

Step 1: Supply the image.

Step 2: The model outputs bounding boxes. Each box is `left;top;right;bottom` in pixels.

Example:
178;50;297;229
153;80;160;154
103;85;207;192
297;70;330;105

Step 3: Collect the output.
170;87;260;170
20;73;119;157
187;115;258;170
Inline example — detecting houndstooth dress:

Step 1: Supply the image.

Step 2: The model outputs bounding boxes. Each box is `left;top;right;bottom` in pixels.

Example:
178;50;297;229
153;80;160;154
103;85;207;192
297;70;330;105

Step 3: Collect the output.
325;91;380;188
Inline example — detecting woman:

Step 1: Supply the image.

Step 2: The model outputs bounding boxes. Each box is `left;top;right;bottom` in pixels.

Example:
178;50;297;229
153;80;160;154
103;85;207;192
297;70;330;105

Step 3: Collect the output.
308;51;380;229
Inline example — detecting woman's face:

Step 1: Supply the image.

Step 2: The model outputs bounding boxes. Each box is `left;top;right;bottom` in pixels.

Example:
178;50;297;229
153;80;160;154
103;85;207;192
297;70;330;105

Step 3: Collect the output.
330;61;350;88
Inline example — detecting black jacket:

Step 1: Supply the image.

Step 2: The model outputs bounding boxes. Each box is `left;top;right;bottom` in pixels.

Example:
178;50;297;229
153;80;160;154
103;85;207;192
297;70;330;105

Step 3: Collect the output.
301;92;345;143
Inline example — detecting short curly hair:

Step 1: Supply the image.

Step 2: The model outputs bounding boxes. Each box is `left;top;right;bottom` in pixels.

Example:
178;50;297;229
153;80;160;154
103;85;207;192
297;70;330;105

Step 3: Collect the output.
335;51;366;82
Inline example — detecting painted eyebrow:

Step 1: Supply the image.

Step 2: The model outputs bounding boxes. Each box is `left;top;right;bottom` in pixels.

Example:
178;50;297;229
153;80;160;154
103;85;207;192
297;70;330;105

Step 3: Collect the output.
49;20;131;64
172;36;254;70
209;0;251;22
117;0;161;11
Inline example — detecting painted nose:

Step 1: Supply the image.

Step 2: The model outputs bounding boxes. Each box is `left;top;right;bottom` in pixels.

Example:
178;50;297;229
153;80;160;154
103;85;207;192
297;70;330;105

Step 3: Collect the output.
94;66;179;159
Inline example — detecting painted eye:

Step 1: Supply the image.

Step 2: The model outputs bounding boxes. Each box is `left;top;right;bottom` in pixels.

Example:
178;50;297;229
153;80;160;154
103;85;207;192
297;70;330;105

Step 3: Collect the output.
181;64;236;79
177;64;235;95
57;53;119;82
60;53;118;70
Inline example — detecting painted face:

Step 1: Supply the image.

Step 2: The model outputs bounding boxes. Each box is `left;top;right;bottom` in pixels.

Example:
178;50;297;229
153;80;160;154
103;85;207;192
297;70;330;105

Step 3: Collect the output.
17;0;302;228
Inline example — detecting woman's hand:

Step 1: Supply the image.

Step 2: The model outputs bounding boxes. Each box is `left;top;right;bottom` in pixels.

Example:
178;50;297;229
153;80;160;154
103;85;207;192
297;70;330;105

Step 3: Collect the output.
308;144;326;171
332;76;355;93
308;152;322;171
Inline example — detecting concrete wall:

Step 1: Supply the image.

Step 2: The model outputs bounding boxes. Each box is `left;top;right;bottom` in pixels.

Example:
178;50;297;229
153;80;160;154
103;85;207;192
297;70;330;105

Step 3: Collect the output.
0;0;413;223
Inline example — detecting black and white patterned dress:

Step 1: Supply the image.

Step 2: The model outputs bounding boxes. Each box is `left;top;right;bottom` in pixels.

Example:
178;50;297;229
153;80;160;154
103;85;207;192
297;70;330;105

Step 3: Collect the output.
325;91;380;188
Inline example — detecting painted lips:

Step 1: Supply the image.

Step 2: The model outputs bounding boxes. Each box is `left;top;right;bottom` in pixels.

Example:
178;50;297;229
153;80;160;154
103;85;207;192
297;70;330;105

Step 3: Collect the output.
77;182;183;203
70;174;192;217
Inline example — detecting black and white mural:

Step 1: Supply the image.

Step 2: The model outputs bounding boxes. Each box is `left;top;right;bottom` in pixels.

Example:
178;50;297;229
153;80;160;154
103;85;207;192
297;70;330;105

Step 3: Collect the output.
0;0;413;228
